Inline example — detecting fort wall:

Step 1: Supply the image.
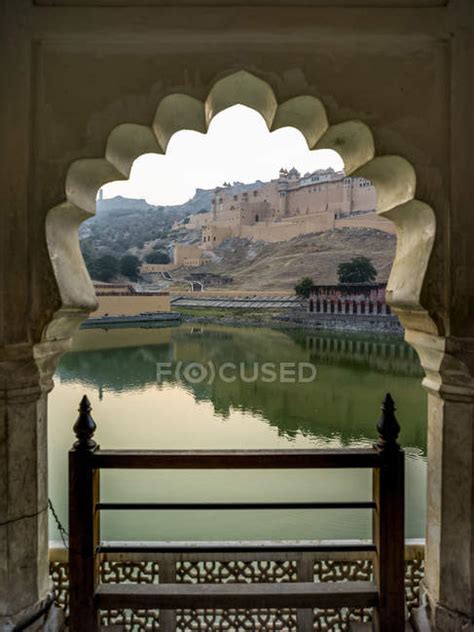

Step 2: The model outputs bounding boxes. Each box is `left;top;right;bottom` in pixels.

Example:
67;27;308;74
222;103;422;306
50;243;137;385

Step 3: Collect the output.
239;213;335;242
335;214;395;234
140;262;177;274
194;168;382;249
187;212;213;229
92;293;171;317
173;244;204;266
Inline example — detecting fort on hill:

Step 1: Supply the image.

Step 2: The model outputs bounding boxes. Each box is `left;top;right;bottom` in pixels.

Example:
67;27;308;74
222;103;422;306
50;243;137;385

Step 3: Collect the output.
175;167;394;252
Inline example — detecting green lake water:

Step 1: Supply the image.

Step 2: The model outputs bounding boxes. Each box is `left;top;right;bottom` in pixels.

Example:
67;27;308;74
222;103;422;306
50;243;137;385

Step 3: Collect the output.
48;323;427;542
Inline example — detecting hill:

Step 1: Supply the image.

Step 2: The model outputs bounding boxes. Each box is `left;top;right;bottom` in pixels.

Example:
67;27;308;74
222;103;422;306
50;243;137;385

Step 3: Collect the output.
184;228;396;291
80;181;267;258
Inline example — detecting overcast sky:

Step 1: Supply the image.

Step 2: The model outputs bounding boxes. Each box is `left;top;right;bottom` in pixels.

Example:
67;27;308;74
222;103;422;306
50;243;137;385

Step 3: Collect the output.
102;105;343;206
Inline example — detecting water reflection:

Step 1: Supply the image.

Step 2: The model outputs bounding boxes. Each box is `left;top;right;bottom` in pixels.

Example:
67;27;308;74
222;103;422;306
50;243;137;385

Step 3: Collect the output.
49;324;427;542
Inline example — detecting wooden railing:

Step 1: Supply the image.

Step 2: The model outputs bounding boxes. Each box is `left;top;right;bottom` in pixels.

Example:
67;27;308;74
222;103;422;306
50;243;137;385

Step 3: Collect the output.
68;394;405;632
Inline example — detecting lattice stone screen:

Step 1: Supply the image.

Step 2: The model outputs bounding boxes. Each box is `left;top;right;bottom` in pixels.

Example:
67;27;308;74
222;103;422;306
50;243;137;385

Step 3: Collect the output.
49;542;424;631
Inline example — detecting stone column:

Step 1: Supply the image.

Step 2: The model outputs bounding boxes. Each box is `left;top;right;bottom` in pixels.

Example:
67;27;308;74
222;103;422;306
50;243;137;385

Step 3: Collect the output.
0;342;67;631
408;332;474;632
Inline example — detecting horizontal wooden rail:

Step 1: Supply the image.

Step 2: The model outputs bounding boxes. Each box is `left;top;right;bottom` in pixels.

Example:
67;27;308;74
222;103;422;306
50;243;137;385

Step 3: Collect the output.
92;448;381;469
96;540;378;554
95;580;379;610
96;501;375;511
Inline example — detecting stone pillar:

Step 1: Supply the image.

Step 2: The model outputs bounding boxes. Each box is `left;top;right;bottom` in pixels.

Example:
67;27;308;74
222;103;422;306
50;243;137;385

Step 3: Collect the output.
408;332;474;632
0;342;67;631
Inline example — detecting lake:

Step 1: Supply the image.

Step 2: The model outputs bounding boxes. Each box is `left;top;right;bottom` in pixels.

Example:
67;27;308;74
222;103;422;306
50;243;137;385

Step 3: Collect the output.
48;323;427;542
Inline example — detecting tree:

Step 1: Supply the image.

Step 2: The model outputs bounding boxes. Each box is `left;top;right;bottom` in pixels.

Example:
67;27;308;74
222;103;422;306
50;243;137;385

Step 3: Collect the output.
89;255;119;282
294;276;314;298
144;250;170;264
337;256;377;284
120;254;140;280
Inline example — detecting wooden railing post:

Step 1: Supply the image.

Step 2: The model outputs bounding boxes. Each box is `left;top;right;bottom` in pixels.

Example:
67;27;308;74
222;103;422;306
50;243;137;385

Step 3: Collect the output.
158;554;177;632
297;553;315;632
69;395;100;632
372;393;405;632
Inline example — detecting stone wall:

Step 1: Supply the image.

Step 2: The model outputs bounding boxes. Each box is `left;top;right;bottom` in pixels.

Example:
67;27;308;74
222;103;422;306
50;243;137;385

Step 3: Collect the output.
140;262;177;274
335;213;395;234
187;211;213;230
173;244;204;266
92;294;171;317
202;224;235;247
282;311;403;335
240;212;335;242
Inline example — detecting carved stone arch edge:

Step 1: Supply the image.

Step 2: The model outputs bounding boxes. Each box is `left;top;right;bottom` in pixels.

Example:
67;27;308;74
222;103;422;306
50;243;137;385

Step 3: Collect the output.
44;69;437;343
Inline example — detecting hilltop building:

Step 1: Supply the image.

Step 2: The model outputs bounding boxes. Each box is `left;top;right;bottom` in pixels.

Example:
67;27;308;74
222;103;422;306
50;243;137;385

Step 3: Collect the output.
140;243;207;275
181;167;392;248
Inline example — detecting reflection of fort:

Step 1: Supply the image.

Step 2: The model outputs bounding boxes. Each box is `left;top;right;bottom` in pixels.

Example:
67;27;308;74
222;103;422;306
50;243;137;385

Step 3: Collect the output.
57;325;426;451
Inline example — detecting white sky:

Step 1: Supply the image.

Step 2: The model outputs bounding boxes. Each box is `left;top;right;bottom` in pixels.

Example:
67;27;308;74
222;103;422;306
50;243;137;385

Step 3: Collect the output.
102;105;344;206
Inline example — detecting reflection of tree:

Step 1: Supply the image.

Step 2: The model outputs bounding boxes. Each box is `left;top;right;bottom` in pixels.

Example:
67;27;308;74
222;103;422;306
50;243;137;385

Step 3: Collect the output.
57;326;427;451
57;343;172;392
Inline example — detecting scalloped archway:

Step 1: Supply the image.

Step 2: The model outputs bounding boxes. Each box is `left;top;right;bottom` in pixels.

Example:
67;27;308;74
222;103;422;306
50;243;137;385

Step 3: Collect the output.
45;69;436;343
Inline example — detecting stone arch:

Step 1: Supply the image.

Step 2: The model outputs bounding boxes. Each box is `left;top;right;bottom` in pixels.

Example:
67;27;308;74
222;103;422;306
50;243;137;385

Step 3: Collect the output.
45;69;436;342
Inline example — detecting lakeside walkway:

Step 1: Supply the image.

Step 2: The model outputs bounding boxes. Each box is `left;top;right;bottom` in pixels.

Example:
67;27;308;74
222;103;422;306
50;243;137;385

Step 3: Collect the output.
171;295;303;310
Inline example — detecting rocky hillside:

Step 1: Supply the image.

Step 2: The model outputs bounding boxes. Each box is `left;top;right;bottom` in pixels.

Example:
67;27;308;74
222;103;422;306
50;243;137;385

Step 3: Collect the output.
80;182;267;259
188;228;396;291
80;192;396;291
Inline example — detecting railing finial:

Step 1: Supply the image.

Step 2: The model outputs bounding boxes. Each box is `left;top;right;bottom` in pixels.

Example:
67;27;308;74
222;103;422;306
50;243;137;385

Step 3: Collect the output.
73;395;97;451
376;392;400;451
